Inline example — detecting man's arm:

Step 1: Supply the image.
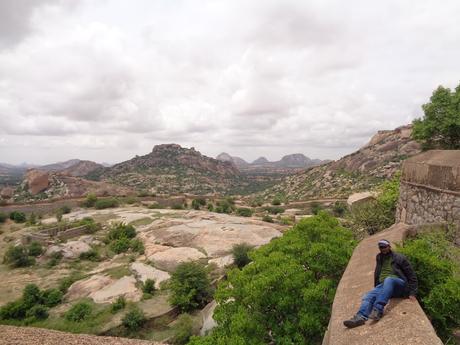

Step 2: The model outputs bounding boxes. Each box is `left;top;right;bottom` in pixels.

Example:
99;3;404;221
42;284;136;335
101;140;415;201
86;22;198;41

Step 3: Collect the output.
400;255;418;296
374;255;380;287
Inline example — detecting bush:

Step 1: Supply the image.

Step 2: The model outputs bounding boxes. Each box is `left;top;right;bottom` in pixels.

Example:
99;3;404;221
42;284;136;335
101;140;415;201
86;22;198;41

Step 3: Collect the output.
130;238;145;254
3;245;35;267
206;203;214;212
106;223;136;241
399;231;460;341
142;279;156;295
60;205;72;214
194;212;355;344
110;237;131;254
41;288;63;308
332;201;347;217
124;196;138;204
232;243;253;269
94;198;119;209
171;313;195;345
148;202;160;209
111;296;126;314
9;211;26;223
28;241;43;257
172;204;185;210
310;202;322;215
58;273;84;294
65;301;93;322
0;300;27;320
169;262;212;312
272;198;281;206
264;206;283;215
0;212;7;223
236;207;253;217
79;249;101;262
26;305;49;321
122;307;146;332
262;215;274;223
22;284;42;308
82;193;97;208
192;198;206;210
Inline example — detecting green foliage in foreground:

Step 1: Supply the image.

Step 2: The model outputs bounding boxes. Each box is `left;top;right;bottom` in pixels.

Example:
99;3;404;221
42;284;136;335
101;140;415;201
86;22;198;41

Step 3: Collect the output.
350;173;400;235
189;213;355;345
232;243;253;269
122;307;146;332
412;83;460;150
399;230;460;342
169;262;212;312
65;302;93;322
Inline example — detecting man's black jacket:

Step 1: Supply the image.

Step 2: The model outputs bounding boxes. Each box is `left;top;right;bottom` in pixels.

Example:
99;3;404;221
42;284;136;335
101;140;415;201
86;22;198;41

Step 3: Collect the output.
374;251;418;296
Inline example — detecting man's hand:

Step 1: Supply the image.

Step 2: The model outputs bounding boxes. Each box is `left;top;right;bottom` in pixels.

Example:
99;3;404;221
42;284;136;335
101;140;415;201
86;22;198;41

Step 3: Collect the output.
408;295;417;302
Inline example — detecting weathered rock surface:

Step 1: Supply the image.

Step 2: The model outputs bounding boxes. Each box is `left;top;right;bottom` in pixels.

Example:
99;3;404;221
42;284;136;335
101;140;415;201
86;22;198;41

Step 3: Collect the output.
0;187;14;199
200;300;217;336
130;262;170;289
347;191;376;208
45;240;92;259
208;254;234;268
90;276;141;303
149;247;206;272
66;274;114;301
25;169;49;195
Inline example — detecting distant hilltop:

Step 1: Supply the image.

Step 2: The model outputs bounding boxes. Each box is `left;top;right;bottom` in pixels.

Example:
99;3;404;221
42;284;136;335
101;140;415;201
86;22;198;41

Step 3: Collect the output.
216;152;329;170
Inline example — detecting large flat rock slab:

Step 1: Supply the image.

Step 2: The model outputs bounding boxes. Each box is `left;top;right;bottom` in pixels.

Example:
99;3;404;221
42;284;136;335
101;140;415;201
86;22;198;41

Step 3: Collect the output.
324;223;443;345
90;276;141;304
130;262;170;289
66;274;114;301
148;247;206;272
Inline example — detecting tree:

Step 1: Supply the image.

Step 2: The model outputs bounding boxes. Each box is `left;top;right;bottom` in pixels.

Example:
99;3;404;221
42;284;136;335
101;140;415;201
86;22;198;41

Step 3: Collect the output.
169;262;212;312
412;84;460;149
232;243;253;268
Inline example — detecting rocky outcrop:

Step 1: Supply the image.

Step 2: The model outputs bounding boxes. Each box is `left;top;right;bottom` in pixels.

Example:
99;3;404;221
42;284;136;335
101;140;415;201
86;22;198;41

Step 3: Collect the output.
45;240;92;259
99;144;242;195
0;187;14;199
262;124;422;201
148;247;206;272
90;276;141;303
25;169;49;195
65;274;114;301
130;262;170;289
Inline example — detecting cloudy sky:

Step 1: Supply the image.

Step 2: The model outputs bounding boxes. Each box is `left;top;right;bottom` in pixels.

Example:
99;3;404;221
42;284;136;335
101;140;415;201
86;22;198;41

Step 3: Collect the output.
1;0;459;165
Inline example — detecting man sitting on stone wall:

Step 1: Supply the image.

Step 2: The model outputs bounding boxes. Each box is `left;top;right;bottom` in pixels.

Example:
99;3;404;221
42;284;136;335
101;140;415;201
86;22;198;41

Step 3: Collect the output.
343;239;418;328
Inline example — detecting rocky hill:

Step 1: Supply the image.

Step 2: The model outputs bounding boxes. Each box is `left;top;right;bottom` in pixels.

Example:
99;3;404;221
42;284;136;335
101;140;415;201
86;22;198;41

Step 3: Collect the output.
38;159;103;177
216;152;327;172
11;169;133;202
260;125;421;201
91;144;243;195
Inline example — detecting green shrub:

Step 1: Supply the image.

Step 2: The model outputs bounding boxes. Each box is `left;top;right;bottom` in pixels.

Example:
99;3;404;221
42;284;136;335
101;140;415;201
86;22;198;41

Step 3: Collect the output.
172;204;185;210
171;313;195;345
272;198;281;206
194;212;355;344
332;201;347;217
124;196;138;204
82;193;97;208
65;301;93;322
28;241;43;257
111;296;126;314
94;198;119;209
28;212;37;225
3;245;35;267
0;300;27;320
26;305;49;321
264;206;283;215
262;215;274;223
41;288;63;307
22;284;41;308
232;243;253;269
148;202;160;209
122;307;146;332
169;262;212;312
310;202;322;215
191;198;206;210
106;223;136;241
0;212;7;223
350;200;394;236
60;205;72;214
206;203;214;212
58;273;84;294
236;207;253;217
79;249;101;262
130;238;145;254
110;237;131;254
9;211;26;223
142;279;156;295
399;231;460;341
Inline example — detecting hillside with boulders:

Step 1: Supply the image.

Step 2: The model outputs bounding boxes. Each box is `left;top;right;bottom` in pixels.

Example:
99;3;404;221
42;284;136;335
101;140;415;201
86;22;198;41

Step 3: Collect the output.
88;144;244;195
260;125;421;201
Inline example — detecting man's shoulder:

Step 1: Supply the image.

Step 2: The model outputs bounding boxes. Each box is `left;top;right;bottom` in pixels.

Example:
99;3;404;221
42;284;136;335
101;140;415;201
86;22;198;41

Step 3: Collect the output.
392;251;408;262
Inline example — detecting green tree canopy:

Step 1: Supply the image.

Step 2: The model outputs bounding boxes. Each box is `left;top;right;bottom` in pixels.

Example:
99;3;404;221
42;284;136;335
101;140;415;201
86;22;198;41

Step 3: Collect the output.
412;84;460;149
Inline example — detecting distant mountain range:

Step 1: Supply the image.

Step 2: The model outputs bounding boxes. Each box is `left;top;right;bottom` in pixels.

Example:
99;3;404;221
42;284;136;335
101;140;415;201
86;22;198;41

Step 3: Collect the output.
216;152;328;170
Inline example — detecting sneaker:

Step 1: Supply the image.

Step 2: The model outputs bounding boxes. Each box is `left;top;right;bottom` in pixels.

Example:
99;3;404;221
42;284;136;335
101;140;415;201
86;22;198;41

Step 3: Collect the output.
368;308;383;321
343;314;366;328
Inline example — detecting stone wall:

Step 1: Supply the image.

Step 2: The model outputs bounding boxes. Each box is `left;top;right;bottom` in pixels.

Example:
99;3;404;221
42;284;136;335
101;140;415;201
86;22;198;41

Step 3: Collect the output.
396;150;460;226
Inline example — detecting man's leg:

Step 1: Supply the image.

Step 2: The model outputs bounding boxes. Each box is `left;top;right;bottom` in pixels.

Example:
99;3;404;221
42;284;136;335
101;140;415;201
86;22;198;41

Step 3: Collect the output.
373;277;406;313
357;285;382;319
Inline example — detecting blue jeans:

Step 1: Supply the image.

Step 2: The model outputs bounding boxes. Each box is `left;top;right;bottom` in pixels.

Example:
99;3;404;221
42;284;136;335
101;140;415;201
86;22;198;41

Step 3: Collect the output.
357;277;406;319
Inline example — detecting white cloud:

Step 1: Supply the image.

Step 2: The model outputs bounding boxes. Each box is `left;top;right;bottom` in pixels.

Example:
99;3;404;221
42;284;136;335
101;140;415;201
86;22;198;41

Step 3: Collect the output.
1;0;460;164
